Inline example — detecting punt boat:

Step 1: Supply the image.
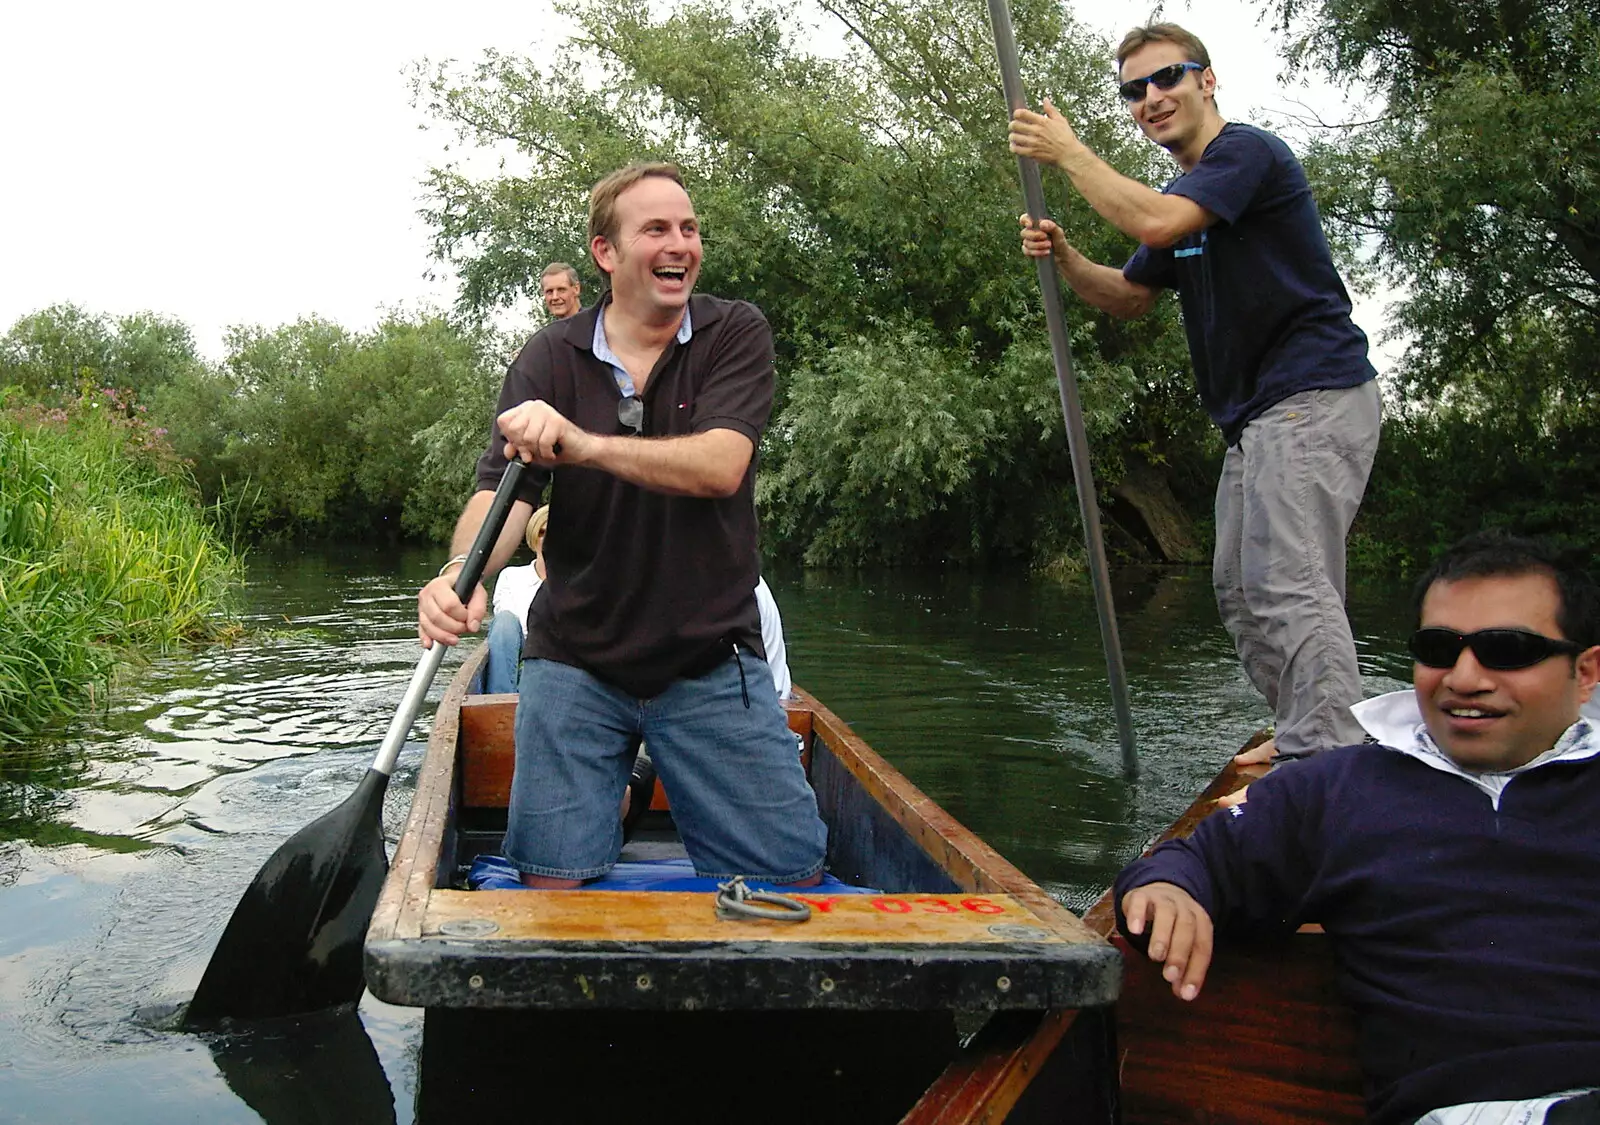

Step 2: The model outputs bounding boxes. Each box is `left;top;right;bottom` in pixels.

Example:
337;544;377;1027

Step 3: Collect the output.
1080;742;1367;1125
364;646;1124;1123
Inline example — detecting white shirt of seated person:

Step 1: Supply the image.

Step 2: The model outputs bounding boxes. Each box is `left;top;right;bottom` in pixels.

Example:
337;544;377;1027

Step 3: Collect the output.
490;571;792;699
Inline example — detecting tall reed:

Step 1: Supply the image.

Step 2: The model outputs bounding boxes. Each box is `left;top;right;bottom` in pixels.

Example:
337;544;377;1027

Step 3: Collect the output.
0;391;242;745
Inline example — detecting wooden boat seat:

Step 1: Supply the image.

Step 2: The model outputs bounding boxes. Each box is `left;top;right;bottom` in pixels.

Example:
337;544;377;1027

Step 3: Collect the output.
1082;753;1366;1125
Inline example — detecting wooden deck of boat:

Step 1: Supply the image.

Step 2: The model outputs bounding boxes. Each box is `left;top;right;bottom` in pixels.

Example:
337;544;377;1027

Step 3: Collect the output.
371;646;1370;1122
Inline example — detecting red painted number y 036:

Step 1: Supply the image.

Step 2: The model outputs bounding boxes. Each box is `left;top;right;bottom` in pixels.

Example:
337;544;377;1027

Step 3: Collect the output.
865;897;1007;915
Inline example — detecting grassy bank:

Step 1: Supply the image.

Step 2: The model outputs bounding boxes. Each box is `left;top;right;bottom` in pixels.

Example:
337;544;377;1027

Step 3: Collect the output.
0;389;242;745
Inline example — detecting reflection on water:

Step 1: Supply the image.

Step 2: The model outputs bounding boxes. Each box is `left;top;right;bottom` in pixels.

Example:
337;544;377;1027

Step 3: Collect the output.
0;545;1413;1123
205;1006;397;1125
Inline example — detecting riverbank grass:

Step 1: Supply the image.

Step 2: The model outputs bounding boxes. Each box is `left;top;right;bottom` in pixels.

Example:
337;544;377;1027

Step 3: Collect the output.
0;393;242;745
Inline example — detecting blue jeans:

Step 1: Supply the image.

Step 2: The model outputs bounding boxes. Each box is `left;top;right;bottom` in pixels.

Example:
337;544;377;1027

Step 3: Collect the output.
483;611;524;695
504;656;827;883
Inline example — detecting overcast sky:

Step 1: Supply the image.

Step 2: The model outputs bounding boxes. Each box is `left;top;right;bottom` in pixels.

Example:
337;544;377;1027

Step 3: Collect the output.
0;0;1392;365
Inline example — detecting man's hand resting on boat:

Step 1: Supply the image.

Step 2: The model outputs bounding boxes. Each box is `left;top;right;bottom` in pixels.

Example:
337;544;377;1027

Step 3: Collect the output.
1120;881;1213;1002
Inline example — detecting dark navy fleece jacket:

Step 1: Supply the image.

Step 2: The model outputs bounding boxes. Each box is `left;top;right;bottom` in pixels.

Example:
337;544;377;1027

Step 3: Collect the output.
1114;743;1600;1124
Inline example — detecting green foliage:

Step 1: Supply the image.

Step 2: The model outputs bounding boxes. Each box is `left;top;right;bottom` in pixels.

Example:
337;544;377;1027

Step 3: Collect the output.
1258;0;1600;570
1264;0;1600;411
147;313;515;541
0;304;205;402
759;316;1200;564
413;0;1213;563
408;373;503;543
1351;401;1600;574
0;399;242;746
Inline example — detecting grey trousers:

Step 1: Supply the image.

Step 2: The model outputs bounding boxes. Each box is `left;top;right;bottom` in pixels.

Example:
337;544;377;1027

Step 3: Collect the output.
1213;381;1381;756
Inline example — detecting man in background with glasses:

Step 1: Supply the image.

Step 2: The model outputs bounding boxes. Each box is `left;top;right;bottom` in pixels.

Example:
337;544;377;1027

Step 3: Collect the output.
1115;532;1600;1124
1009;23;1381;766
417;162;826;891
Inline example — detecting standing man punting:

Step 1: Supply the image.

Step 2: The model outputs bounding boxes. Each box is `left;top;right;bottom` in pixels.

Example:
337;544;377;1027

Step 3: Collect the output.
1009;23;1381;761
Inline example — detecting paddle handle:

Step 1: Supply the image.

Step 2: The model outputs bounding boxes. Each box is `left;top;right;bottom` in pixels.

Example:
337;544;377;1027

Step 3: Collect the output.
986;0;1138;777
372;460;529;777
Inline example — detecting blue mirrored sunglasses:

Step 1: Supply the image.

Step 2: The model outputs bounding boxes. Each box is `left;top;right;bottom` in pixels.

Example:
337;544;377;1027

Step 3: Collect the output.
1118;61;1205;102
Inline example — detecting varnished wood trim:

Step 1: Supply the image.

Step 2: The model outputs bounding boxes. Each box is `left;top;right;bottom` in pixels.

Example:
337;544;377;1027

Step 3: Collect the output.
796;688;1100;945
899;1009;1078;1124
424;887;1072;945
369;647;484;943
1110;932;1364;1124
459;694;516;808
1080;737;1365;1124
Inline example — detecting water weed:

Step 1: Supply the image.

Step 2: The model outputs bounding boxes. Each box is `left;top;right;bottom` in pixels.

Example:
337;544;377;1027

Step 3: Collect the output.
0;393;241;746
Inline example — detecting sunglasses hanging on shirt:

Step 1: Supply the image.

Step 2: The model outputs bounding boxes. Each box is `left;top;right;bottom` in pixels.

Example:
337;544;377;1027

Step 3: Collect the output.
618;396;644;436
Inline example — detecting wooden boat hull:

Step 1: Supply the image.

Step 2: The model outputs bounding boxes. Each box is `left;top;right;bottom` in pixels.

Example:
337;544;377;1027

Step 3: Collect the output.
1082;745;1367;1124
366;647;1122;1123
365;648;1119;1014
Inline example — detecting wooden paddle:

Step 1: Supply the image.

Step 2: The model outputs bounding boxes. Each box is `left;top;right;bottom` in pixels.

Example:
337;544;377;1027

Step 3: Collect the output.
184;460;528;1023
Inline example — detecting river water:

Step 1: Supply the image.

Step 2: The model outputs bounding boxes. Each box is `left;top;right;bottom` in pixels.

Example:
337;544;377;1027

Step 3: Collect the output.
0;546;1413;1124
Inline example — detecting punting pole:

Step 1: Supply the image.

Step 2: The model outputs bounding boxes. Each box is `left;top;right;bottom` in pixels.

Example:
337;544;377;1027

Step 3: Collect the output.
984;0;1138;777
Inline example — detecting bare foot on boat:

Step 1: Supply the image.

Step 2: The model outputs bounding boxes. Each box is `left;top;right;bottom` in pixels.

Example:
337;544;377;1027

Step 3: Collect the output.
1216;738;1278;808
1233;737;1278;766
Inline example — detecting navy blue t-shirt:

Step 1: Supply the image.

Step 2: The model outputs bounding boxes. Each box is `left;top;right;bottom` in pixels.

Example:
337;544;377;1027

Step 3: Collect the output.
1124;123;1376;445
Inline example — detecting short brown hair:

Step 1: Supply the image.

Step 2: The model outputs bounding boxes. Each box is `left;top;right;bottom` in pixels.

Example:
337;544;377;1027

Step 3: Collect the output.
1115;23;1212;70
587;163;687;254
541;262;579;286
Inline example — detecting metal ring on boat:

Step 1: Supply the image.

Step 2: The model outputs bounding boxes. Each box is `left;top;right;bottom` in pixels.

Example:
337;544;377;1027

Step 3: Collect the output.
713;875;813;923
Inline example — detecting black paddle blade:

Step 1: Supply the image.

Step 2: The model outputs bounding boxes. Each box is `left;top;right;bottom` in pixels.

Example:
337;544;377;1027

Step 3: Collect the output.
184;769;391;1024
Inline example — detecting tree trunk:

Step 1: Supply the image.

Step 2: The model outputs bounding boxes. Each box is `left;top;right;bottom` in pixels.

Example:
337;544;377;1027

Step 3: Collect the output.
1111;456;1203;564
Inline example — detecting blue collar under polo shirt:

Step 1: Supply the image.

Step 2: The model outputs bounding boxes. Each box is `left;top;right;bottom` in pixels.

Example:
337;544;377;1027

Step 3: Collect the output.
592;303;694;398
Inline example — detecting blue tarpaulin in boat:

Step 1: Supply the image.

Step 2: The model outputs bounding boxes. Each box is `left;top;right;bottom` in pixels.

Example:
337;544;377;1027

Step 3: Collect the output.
467;855;878;894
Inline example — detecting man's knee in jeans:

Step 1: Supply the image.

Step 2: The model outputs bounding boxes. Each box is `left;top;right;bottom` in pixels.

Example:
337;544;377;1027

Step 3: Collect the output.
644;663;826;882
484;611;524;694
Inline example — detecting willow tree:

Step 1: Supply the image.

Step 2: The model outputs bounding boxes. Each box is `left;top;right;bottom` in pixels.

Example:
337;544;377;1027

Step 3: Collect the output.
1256;0;1600;563
1268;0;1600;416
415;0;1213;564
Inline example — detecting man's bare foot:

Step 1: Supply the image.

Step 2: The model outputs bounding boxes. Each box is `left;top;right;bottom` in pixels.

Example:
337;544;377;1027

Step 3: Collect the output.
1234;737;1278;766
1218;736;1277;808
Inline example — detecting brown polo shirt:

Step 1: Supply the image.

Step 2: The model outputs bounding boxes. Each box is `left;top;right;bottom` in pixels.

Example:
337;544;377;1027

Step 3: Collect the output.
474;293;773;697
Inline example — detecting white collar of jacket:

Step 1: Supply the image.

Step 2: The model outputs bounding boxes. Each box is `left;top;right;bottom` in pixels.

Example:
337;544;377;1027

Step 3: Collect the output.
1350;691;1600;809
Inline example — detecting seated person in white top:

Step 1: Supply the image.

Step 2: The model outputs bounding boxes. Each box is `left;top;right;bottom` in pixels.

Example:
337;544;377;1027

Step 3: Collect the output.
486;518;792;700
483;504;548;694
754;576;793;700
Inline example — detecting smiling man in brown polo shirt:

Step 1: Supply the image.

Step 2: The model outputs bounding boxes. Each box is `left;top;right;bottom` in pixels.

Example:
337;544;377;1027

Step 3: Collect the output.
416;163;826;890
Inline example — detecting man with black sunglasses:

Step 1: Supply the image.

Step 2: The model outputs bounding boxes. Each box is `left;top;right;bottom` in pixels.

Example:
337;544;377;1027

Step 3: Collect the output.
1009;23;1381;767
1114;532;1600;1124
416;162;827;892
